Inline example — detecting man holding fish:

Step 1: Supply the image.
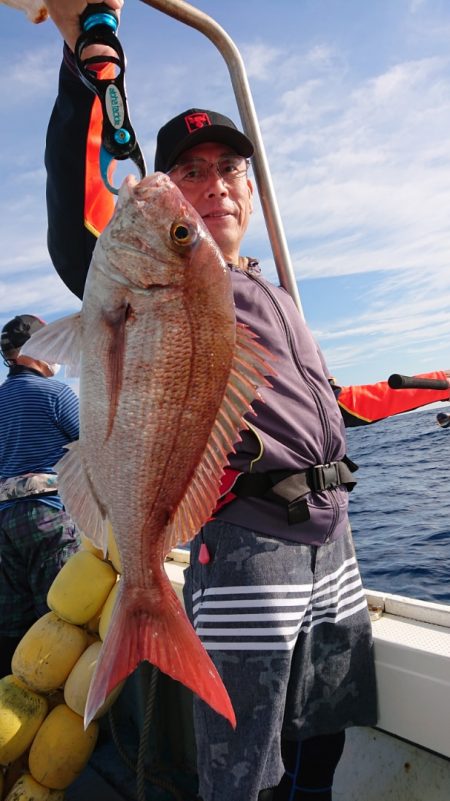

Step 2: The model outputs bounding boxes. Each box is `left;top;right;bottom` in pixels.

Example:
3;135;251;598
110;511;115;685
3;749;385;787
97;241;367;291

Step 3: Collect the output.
23;2;450;800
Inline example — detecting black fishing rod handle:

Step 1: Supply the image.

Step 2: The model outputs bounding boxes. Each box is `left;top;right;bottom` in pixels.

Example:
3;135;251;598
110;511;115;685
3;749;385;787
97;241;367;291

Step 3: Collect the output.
388;373;449;390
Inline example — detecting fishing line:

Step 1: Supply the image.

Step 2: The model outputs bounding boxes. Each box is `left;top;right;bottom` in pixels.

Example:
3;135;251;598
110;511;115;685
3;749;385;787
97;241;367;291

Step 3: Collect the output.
107;664;188;801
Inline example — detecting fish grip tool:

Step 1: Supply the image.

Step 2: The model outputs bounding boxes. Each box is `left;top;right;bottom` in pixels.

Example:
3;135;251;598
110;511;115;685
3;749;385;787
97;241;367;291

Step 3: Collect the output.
75;3;146;194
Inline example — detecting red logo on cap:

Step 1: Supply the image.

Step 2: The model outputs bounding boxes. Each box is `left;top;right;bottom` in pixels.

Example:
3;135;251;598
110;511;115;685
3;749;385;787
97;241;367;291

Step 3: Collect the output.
184;112;212;133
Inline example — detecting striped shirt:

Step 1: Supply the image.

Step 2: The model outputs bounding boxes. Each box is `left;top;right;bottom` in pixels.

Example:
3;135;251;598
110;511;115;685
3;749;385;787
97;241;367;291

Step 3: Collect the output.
0;367;79;508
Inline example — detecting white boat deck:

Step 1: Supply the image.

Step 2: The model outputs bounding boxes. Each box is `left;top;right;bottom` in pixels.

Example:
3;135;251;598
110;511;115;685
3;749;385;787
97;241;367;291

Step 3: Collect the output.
366;589;450;759
166;551;450;800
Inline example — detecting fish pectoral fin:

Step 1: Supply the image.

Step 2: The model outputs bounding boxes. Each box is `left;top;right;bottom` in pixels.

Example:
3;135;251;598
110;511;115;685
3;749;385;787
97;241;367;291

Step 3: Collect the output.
21;312;82;377
56;442;108;553
164;322;275;552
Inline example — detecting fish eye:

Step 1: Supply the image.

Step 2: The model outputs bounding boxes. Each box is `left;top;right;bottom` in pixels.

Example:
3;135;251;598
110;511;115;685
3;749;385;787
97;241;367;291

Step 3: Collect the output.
170;221;197;246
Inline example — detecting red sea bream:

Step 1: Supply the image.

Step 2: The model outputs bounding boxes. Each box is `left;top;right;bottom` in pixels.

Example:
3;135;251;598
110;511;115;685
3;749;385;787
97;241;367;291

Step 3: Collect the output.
24;173;274;728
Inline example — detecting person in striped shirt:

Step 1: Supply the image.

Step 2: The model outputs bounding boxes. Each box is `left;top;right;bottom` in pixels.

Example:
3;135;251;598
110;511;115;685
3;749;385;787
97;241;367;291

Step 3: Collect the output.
0;314;81;676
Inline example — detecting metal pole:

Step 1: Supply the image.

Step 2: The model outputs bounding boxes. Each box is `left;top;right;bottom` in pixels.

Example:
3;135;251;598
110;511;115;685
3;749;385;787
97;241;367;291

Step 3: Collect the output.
139;0;304;318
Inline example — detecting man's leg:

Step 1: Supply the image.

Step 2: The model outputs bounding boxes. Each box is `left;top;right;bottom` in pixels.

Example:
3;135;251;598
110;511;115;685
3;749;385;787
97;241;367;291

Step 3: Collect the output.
277;526;377;801
0;506;35;674
184;520;317;801
0;503;80;677
27;504;80;619
274;731;345;801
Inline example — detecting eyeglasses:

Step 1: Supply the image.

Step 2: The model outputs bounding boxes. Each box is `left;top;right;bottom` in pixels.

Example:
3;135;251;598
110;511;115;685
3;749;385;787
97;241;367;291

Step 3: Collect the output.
168;155;249;185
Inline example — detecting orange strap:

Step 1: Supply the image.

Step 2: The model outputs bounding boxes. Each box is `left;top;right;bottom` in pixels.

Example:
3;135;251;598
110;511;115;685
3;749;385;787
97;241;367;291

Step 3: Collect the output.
84;66;115;237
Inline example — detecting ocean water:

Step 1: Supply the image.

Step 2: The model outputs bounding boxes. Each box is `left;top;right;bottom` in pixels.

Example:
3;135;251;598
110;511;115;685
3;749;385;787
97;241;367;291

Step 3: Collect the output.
346;406;450;604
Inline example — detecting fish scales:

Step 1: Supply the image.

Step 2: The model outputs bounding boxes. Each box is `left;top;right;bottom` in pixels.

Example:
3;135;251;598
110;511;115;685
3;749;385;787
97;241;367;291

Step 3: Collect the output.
23;173;275;729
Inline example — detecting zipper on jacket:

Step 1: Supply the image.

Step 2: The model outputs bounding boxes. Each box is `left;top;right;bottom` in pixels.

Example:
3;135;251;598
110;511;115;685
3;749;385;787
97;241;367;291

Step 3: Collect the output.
244;272;333;460
244;272;343;542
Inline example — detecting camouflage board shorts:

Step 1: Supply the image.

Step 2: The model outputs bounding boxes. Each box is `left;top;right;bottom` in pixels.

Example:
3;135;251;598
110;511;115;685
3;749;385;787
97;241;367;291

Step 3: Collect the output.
0;501;80;637
183;520;377;801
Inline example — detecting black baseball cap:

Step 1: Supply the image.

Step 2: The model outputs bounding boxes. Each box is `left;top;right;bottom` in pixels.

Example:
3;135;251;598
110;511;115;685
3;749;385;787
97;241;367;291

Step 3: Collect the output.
1;314;46;359
154;108;254;173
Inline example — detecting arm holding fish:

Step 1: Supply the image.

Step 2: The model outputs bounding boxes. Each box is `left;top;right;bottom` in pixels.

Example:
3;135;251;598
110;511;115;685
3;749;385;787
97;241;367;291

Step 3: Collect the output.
330;371;450;427
46;43;116;298
45;0;123;300
44;0;123;52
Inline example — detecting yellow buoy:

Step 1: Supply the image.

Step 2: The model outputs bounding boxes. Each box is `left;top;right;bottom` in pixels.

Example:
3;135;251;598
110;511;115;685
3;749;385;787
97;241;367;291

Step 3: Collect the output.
85;608;101;635
4;773;65;800
106;523;123;573
0;676;48;766
12;612;88;693
99;579;120;641
47;550;117;626
64;641;123;719
28;704;99;790
79;532;103;559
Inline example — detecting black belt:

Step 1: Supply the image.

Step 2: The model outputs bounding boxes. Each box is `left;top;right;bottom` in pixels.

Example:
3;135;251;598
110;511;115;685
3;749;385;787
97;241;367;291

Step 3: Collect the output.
233;457;358;526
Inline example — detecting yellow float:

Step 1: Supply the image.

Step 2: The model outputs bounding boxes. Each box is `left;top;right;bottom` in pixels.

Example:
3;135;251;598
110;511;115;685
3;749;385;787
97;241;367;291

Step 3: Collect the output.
99;578;120;641
79;532;103;559
64;640;123;719
0;676;48;766
107;523;123;573
47;549;117;626
3;772;65;800
0;530;123;798
28;704;99;790
12;612;89;694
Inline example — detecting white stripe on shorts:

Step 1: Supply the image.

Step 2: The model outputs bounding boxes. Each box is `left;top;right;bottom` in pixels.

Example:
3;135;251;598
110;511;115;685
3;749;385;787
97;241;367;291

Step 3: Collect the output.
192;555;367;651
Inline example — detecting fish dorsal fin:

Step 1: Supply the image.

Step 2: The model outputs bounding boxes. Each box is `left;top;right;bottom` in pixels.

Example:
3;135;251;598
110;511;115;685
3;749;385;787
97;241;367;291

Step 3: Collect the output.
55;441;108;554
164;323;275;553
21;312;82;378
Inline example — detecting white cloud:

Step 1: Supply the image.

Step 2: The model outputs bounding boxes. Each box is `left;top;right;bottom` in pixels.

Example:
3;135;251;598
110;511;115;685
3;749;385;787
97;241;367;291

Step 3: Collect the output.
3;43;60;97
0;272;80;317
241;53;450;292
240;42;281;81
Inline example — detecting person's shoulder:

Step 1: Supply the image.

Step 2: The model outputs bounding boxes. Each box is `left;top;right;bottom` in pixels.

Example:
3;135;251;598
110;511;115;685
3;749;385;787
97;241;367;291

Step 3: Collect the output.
50;378;78;397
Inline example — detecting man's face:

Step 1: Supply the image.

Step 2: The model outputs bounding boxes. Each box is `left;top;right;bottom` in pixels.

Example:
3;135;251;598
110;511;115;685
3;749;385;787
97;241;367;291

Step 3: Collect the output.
168;141;253;265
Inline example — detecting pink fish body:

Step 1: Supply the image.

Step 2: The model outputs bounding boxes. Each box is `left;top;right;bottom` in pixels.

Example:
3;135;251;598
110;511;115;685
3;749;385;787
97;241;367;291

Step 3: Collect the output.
24;173;274;728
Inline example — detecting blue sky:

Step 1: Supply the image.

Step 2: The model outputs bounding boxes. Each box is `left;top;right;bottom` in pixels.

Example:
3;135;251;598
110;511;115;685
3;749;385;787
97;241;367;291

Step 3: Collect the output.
2;0;450;390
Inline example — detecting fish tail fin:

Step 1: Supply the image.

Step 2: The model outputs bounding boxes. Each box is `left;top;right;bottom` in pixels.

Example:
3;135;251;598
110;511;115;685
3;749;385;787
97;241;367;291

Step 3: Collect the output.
85;575;235;728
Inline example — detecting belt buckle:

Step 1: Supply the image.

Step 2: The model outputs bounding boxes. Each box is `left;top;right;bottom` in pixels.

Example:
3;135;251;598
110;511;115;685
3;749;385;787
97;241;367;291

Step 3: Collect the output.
311;462;339;492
